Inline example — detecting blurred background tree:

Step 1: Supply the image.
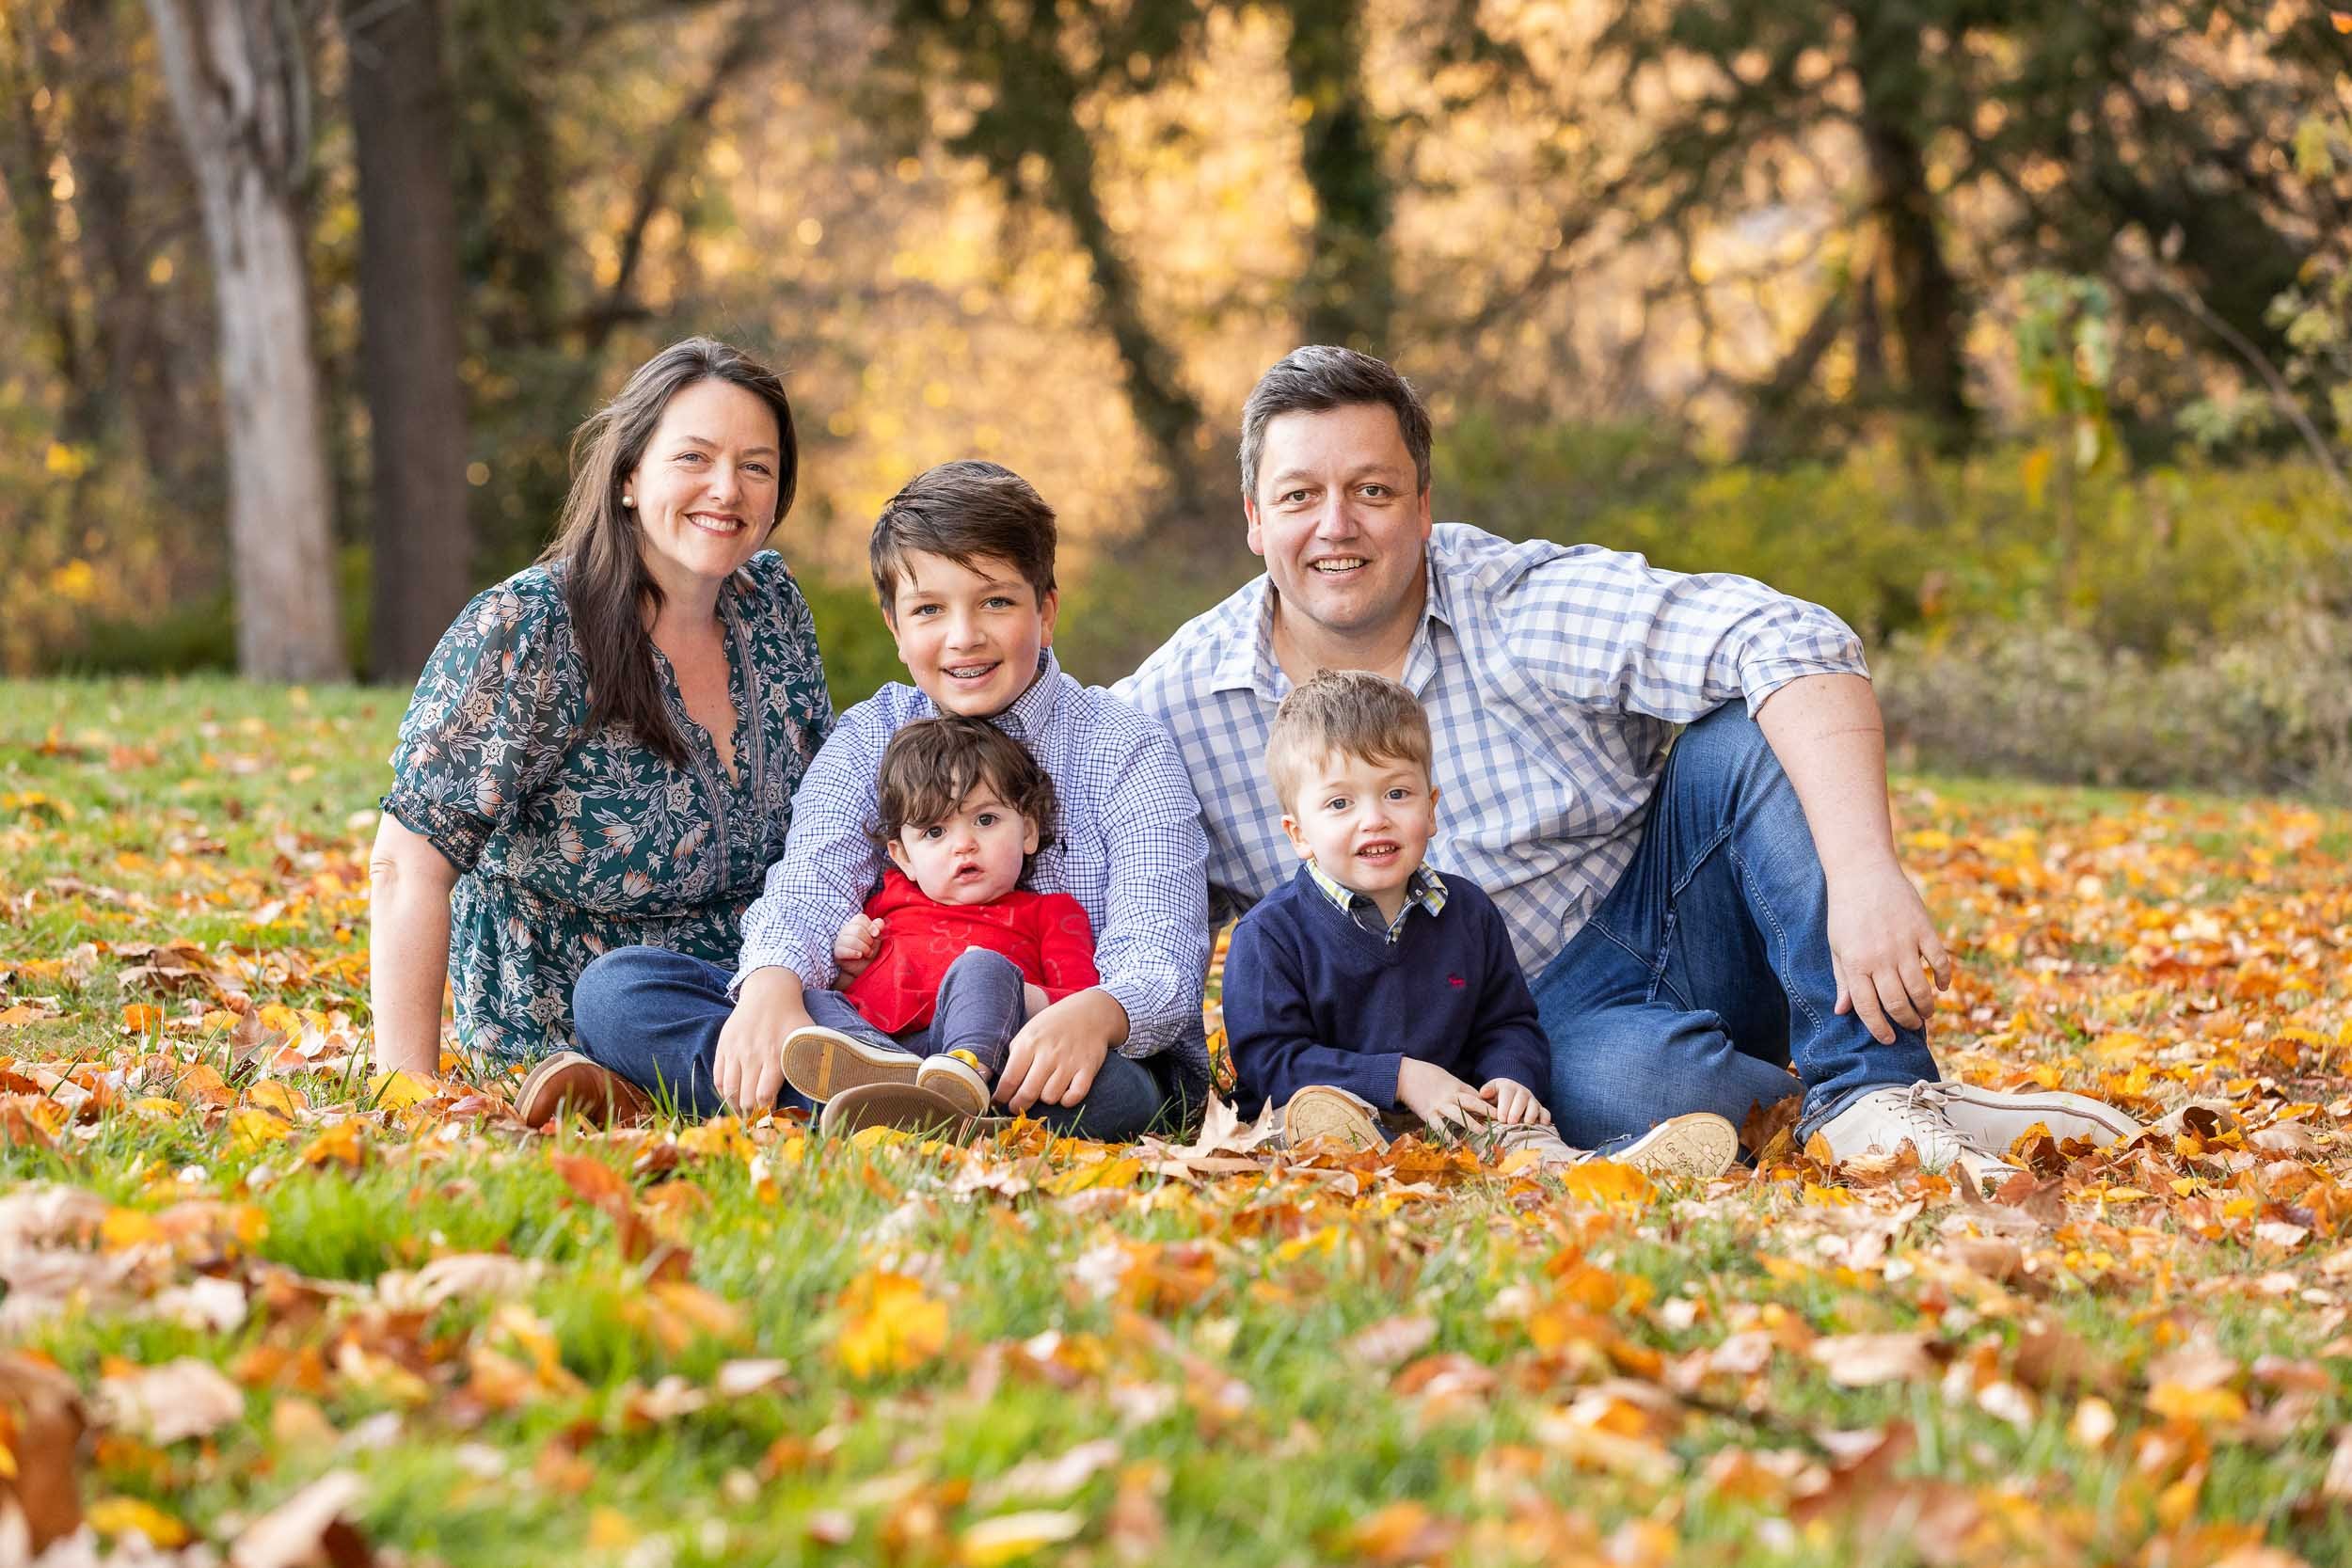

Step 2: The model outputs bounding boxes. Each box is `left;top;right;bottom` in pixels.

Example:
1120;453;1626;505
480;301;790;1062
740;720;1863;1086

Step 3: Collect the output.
4;0;2351;792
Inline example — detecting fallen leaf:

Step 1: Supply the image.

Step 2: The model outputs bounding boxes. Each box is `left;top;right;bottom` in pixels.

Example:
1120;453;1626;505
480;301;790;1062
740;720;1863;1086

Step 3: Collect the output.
1811;1332;1939;1387
229;1469;371;1568
98;1357;245;1444
0;1353;87;1553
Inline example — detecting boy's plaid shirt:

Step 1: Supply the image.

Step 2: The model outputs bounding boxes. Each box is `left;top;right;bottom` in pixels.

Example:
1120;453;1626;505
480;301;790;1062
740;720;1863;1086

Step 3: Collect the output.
1113;524;1868;981
734;651;1214;1080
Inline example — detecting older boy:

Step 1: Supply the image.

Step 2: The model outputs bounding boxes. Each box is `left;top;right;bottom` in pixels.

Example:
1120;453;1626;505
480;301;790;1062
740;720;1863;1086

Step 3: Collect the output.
1225;671;1739;1177
556;461;1211;1137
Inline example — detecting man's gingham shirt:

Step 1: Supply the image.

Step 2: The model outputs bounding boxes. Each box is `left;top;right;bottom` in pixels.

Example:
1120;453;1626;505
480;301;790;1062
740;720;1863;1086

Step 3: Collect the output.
735;651;1214;1084
1112;525;1868;981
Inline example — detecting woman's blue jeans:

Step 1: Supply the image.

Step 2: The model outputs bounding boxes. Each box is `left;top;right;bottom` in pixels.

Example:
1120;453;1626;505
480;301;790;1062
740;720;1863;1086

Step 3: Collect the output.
1533;703;1940;1149
571;944;1179;1139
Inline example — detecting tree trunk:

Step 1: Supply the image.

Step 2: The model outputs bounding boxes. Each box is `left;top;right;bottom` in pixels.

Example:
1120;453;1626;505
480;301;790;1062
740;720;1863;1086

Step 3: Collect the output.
1860;109;1969;444
342;0;471;683
1280;0;1393;352
145;0;346;681
61;0;213;499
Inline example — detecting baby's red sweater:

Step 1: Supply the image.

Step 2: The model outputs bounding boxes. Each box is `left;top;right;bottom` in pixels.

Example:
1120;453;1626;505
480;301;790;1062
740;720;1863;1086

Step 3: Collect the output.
841;868;1100;1033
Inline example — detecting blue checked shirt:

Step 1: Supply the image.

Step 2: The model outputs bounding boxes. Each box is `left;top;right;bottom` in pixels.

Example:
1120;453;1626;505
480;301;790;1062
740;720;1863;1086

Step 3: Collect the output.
1113;524;1868;980
735;651;1213;1083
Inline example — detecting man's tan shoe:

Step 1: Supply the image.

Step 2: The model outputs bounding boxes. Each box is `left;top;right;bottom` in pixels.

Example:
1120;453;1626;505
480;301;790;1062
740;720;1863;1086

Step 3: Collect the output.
817;1080;978;1141
781;1026;921;1102
516;1052;652;1128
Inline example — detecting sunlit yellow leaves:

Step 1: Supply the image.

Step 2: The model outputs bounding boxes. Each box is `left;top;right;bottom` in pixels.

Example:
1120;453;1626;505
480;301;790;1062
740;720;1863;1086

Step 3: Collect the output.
86;1496;189;1546
365;1069;437;1109
833;1270;948;1378
228;1108;294;1152
1551;1158;1655;1208
958;1510;1086;1565
299;1120;366;1168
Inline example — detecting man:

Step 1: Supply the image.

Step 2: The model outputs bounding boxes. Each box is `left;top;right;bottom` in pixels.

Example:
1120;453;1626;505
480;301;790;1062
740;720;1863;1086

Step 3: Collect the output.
1117;346;2141;1179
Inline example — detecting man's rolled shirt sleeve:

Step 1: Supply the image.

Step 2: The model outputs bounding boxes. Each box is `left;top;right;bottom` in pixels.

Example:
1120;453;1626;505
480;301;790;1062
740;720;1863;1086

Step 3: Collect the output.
1504;546;1868;722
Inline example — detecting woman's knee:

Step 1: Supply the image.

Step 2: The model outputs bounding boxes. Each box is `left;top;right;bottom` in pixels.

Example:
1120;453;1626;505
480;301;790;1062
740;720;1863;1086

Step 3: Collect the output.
574;945;692;1032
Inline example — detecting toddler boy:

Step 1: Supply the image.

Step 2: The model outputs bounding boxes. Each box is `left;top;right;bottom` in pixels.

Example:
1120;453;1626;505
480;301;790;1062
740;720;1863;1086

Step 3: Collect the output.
1221;671;1737;1178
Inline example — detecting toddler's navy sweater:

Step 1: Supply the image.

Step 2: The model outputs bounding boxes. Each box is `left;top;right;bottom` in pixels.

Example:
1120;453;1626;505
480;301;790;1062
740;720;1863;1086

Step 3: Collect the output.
1222;863;1552;1116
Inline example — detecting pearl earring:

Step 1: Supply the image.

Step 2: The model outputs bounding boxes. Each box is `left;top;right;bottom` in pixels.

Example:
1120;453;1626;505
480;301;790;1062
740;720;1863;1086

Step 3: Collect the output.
622;495;634;508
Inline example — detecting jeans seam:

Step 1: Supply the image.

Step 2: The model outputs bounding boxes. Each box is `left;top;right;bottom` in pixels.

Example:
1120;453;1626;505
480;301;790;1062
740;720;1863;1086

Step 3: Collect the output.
1725;842;1826;1038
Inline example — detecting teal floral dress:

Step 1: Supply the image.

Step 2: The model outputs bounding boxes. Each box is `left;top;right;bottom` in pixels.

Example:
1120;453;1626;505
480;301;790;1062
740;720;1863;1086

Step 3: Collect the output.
383;551;831;1068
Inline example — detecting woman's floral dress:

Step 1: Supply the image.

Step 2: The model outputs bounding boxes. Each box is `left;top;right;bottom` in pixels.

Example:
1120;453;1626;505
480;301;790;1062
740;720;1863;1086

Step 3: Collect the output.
382;551;831;1067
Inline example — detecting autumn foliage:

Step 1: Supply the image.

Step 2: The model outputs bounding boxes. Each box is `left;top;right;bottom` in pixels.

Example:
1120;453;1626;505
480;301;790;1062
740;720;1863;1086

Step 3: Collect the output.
2;682;2350;1565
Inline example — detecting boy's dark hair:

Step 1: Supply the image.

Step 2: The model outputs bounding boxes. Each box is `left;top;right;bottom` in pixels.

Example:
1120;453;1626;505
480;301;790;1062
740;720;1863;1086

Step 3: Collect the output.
869;460;1058;612
873;716;1059;857
1238;345;1433;503
1264;670;1435;816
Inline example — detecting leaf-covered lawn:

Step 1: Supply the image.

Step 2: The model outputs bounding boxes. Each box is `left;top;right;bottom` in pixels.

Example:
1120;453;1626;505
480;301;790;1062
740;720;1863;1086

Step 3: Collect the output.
3;677;2349;1568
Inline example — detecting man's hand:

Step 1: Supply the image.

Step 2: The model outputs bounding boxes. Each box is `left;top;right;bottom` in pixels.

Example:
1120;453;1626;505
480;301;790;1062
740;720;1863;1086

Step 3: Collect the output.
712;967;809;1115
832;913;882;979
998;988;1125;1113
1480;1077;1551;1127
1397;1058;1491;1135
1826;861;1953;1044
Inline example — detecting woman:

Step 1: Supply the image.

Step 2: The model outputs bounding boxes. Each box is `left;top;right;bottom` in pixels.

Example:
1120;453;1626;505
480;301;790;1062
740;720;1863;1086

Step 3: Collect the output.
369;338;831;1112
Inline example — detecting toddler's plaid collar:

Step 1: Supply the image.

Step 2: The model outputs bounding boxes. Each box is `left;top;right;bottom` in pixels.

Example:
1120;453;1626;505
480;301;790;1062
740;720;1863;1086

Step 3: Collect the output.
1303;859;1448;942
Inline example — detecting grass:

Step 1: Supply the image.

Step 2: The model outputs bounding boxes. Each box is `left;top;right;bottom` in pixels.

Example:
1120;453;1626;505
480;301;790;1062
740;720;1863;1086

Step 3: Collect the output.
3;676;2350;1567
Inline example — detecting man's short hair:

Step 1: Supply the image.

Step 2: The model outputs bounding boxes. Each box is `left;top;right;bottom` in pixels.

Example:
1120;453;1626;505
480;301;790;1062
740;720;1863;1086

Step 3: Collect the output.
1264;670;1436;815
870;459;1057;611
873;715;1059;856
1237;346;1435;503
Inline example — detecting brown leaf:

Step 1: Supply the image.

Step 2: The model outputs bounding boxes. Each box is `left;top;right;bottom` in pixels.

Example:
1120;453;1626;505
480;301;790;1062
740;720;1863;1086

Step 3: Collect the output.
0;1352;87;1554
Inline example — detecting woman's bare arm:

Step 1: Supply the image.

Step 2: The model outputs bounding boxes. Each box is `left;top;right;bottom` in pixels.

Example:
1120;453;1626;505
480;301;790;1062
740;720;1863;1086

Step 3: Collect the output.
367;815;460;1077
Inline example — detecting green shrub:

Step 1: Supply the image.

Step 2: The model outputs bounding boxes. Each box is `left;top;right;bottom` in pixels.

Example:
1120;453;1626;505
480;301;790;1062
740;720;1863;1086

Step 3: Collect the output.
1877;605;2352;801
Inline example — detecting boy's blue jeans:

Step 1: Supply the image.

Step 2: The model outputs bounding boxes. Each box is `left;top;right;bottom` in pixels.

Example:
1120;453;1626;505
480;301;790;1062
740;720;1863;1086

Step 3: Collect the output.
571;944;1177;1139
1532;703;1940;1150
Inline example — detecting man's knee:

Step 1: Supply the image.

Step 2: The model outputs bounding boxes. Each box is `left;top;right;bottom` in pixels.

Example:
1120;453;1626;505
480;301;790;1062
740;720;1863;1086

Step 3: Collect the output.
1673;702;1774;778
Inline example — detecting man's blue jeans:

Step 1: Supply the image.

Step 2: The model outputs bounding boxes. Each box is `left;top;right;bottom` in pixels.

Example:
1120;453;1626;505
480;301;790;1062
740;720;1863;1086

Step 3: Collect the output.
1532;703;1940;1149
571;945;1179;1139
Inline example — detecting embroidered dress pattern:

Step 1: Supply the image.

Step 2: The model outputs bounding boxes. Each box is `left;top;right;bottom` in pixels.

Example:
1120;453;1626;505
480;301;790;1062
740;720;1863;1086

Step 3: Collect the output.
383;551;831;1067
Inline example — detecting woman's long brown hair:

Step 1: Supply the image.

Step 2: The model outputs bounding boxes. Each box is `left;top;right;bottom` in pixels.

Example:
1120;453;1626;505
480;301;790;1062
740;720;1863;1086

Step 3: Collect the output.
538;339;799;767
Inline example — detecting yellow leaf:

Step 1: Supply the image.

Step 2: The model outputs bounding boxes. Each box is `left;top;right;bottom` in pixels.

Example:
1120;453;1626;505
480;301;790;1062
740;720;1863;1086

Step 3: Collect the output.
86;1497;189;1547
1043;1157;1144;1196
1552;1159;1656;1207
833;1269;948;1379
299;1121;367;1168
587;1507;637;1548
120;1005;164;1033
960;1510;1085;1565
257;1004;305;1036
2147;1382;2246;1424
228;1109;294;1152
130;1097;184;1120
101;1208;165;1251
366;1069;438;1109
246;1081;306;1117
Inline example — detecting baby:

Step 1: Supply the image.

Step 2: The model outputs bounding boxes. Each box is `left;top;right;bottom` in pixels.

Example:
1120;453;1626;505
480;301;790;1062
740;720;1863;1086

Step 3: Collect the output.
779;715;1098;1129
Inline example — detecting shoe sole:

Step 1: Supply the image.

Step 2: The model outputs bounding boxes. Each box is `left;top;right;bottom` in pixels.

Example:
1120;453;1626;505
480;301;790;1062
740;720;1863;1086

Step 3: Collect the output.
782;1028;919;1101
1936;1086;2143;1148
818;1081;977;1141
1610;1114;1738;1180
1283;1086;1388;1150
915;1056;992;1117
